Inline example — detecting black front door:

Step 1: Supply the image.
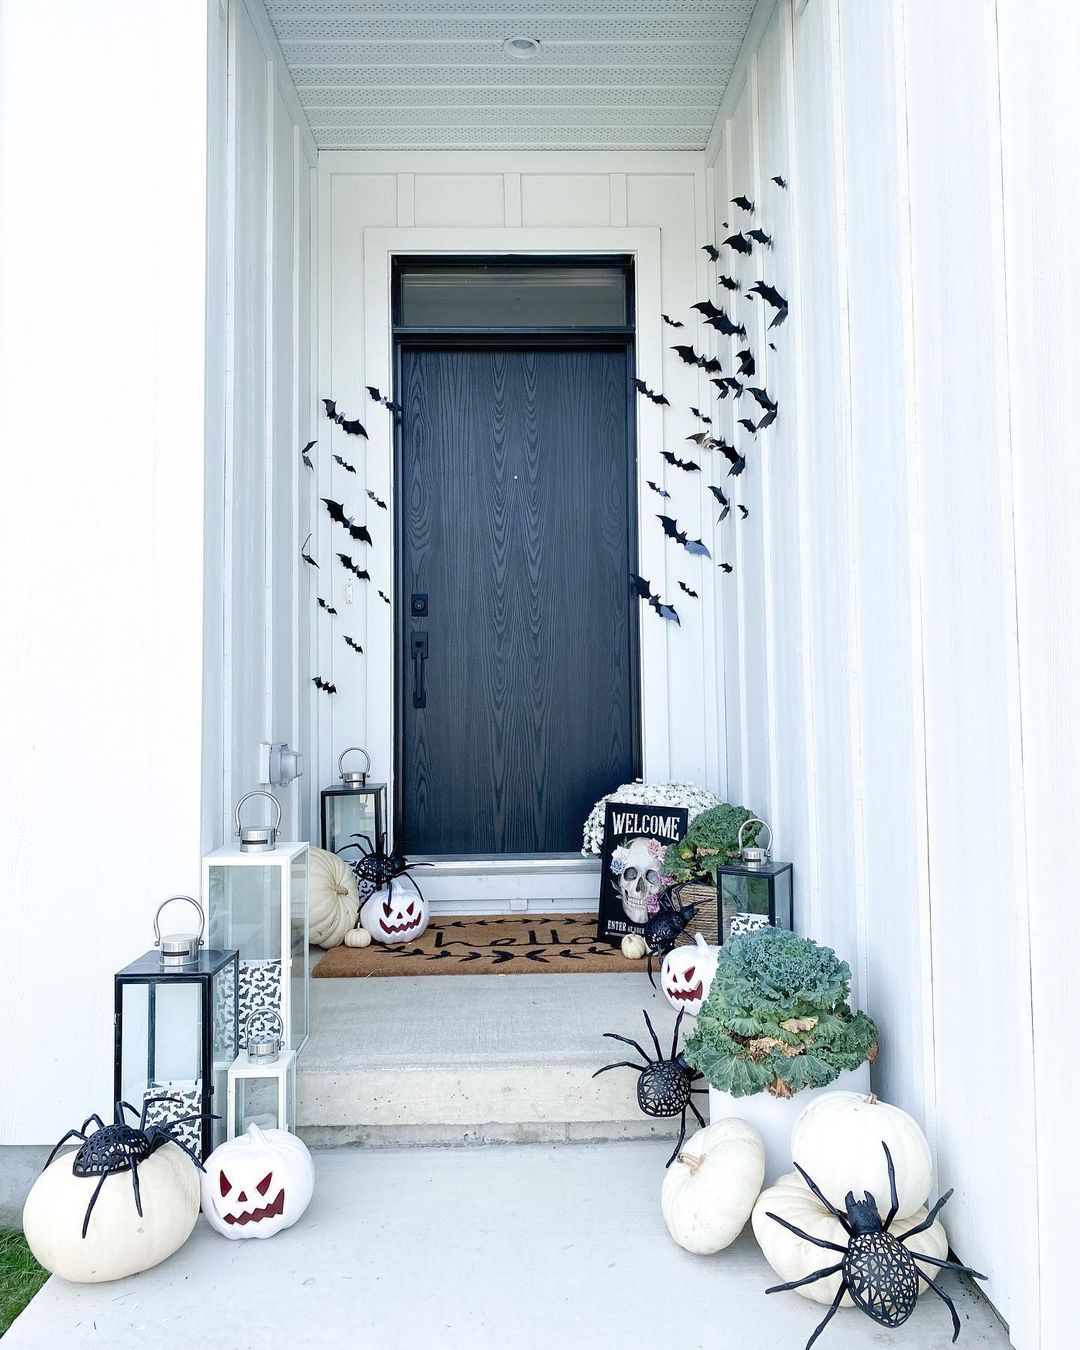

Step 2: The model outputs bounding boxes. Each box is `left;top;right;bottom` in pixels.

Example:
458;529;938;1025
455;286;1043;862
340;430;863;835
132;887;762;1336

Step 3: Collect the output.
398;343;639;854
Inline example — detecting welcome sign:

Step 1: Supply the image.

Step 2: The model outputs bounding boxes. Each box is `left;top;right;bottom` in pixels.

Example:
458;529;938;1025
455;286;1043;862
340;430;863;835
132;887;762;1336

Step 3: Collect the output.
595;800;689;945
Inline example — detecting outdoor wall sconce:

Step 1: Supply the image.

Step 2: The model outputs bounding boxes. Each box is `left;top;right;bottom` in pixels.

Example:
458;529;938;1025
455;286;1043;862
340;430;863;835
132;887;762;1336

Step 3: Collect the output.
113;895;238;1160
320;748;387;855
204;791;309;1054
226;1010;297;1139
712;819;794;943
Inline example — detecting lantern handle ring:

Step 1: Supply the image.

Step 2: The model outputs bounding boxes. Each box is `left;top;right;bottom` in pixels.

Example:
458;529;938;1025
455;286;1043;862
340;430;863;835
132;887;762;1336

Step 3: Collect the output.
244;1009;284;1043
153;895;205;948
234;790;283;837
338;747;371;783
739;818;772;857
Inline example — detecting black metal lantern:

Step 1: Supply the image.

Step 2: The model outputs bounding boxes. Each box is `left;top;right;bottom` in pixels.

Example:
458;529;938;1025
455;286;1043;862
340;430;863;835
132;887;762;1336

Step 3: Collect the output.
114;896;238;1161
320;747;387;854
713;818;793;943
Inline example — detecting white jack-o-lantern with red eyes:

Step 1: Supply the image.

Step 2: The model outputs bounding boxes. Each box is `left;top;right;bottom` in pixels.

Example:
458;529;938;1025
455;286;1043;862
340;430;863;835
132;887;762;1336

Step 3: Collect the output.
201;1124;314;1241
359;885;430;945
660;933;720;1017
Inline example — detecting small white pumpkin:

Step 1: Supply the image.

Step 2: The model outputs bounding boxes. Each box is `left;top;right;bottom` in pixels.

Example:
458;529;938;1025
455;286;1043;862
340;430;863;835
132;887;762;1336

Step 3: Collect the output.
752;1171;948;1306
661;1119;765;1254
343;926;372;948
660;934;719;1016
621;933;648;960
308;847;359;948
23;1143;199;1283
790;1091;932;1222
201;1124;314;1240
360;885;429;945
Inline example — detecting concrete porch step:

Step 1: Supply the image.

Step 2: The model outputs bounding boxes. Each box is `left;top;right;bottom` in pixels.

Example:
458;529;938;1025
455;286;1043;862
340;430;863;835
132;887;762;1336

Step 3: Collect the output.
298;970;682;1147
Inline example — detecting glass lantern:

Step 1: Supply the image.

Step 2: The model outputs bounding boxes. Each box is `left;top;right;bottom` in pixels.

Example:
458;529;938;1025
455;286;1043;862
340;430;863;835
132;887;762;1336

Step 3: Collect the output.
320;748;387;855
204;791;309;1053
226;1012;297;1138
114;896;238;1160
714;818;794;943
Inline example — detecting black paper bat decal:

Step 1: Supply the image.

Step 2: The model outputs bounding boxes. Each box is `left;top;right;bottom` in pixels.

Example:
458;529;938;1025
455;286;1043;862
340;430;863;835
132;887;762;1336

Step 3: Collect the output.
757;409;778;431
709;484;731;521
690;406;712;424
738;504;750;519
322;398;368;439
317;596;337;614
646;480;671;499
747;386;777;412
772;175;788;189
718;274;740;292
693;299;746;337
301;440;316;471
736;349;756;377
672;344;705;367
378;590;391;605
714;376;744;399
322;498;372;544
678;581;699;598
337;553;371;581
630;573;680;625
717;443;747;476
343;635;364;654
723;232;753;255
366;489;387;510
738;417;759;435
633;378;670;407
687;430;716;447
313;677;337;694
661;450;700;473
702;244;720;262
658;515;711;558
769;306;789;330
731;195;754;212
702;356;724;374
366;385;403;414
691;299;723;320
301;533;319;569
333;454;356;475
748;228;773;247
719;562;734;574
661;313;684;328
748;281;788;311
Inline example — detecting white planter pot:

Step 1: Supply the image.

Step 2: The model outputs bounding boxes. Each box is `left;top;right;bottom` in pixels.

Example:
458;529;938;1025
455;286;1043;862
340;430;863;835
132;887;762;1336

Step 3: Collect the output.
708;1062;872;1185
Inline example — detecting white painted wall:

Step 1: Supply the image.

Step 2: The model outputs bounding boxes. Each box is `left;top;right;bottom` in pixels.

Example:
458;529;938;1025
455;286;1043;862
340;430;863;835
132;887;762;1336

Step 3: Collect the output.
706;1;1079;1343
317;152;726;845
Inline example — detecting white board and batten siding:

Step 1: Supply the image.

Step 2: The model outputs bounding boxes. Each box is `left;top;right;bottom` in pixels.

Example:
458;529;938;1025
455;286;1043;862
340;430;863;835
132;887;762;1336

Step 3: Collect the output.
711;2;1079;1345
319;153;725;863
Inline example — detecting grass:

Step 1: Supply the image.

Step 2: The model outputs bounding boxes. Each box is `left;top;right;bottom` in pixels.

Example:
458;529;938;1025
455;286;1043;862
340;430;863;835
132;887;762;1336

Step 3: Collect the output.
0;1231;48;1337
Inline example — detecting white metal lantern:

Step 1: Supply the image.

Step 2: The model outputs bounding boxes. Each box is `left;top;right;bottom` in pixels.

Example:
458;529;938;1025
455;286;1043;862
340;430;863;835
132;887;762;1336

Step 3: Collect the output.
226;1011;297;1138
204;792;309;1053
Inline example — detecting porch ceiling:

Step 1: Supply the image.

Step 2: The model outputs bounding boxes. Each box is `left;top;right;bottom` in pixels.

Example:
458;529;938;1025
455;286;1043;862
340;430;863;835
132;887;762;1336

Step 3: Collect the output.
265;0;758;151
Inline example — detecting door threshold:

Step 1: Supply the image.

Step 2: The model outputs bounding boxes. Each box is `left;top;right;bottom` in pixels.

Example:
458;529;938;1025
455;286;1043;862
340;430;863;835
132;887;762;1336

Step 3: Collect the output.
412;853;599;877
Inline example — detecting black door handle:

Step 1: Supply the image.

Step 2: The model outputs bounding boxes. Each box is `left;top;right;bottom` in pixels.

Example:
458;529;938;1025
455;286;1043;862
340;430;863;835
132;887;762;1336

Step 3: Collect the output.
412;633;429;708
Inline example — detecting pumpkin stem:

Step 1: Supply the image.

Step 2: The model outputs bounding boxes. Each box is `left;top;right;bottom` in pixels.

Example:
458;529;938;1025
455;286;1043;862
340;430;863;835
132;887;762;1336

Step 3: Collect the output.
676;1152;704;1175
865;1093;878;1105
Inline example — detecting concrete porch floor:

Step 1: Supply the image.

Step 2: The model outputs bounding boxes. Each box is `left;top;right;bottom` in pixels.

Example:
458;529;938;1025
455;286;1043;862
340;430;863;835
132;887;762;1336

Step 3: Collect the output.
5;1140;1009;1349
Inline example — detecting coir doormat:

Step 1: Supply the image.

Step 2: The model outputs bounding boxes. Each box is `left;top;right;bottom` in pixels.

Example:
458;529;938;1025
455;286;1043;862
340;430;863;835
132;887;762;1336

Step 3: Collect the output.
312;913;643;978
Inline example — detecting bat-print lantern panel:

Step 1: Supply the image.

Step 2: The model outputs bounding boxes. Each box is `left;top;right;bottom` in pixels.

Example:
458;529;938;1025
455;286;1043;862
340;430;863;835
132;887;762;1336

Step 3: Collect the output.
201;1124;314;1240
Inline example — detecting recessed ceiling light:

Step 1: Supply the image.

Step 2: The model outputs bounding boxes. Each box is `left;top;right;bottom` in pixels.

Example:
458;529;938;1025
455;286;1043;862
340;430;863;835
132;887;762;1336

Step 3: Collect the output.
503;36;541;60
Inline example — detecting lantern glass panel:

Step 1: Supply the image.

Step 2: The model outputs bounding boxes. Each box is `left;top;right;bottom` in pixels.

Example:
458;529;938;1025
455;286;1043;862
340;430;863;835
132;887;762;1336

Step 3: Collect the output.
321;784;385;855
290;852;308;1047
229;1052;297;1137
716;861;794;943
235;1076;280;1133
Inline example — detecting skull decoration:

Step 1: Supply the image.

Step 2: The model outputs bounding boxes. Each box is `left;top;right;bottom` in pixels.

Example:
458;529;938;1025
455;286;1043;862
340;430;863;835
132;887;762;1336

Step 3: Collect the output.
661;934;720;1017
360;887;429;945
201;1124;314;1241
611;836;666;926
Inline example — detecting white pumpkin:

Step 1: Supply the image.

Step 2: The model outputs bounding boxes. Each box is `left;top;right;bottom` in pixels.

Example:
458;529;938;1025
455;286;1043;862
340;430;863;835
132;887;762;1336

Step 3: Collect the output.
660;934;719;1016
661;1119;765;1254
201;1124;314;1240
23;1143;199;1283
308;847;359;948
790;1091;932;1222
343;926;372;948
752;1171;948;1306
360;884;429;945
621;933;648;960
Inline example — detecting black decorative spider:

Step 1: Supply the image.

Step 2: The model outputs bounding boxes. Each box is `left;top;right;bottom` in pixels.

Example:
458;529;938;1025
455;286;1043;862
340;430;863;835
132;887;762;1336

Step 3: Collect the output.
765;1141;987;1348
45;1098;210;1239
593;1008;707;1165
642;895;699;988
340;832;429;908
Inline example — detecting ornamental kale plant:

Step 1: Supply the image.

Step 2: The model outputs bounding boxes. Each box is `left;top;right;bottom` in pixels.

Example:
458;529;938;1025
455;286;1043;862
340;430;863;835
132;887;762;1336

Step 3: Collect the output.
683;927;878;1099
662;802;759;882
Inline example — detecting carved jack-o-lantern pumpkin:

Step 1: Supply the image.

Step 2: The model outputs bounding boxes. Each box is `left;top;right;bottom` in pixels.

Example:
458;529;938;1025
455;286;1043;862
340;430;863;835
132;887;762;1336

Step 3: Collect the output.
200;1124;314;1240
359;885;429;945
660;933;719;1017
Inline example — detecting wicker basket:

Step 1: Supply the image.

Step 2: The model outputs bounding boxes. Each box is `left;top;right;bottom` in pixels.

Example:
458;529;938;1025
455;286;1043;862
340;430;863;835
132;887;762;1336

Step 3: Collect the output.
671;881;721;944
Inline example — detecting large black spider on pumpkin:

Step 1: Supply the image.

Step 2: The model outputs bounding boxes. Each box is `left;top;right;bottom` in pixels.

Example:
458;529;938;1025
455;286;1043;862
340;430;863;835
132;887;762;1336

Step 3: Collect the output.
641;895;699;988
766;1141;987;1348
339;831;430;909
593;1008;707;1166
44;1097;211;1238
